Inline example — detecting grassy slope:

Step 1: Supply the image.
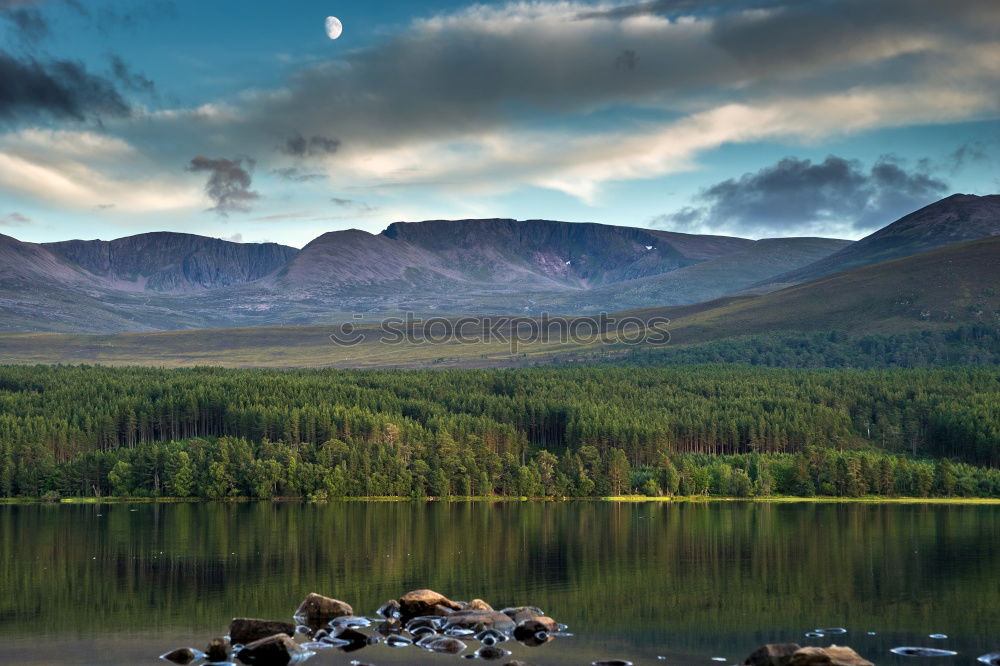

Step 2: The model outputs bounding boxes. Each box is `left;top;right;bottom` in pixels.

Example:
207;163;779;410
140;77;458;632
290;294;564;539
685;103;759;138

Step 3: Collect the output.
1;237;997;368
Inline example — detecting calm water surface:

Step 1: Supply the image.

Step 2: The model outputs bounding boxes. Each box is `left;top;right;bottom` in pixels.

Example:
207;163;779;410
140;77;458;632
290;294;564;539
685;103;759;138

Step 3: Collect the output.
0;502;997;665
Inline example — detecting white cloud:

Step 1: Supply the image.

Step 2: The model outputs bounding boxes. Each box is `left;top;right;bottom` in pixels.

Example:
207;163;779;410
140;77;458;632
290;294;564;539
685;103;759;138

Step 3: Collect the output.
0;130;202;212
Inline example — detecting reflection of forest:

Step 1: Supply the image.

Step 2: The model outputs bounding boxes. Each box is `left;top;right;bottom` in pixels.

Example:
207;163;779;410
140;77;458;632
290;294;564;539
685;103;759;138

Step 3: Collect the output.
0;502;997;652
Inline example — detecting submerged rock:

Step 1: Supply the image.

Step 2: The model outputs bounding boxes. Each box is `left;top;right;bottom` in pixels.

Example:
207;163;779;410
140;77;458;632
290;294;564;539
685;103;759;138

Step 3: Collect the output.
592;661;633;666
161;647;200;665
229;619;296;646
333;627;371;652
791;646;874;666
236;634;309;666
399;589;463;619
745;643;803;666
206;637;229;663
294;593;353;627
978;654;1000;666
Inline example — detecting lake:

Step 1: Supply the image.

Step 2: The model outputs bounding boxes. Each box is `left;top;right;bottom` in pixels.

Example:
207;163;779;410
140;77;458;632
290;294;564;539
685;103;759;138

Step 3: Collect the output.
0;501;997;665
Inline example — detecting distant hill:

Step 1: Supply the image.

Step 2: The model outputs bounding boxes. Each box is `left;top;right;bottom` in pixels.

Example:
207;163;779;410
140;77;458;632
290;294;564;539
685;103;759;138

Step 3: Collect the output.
2;236;996;368
764;193;1000;287
0;218;847;333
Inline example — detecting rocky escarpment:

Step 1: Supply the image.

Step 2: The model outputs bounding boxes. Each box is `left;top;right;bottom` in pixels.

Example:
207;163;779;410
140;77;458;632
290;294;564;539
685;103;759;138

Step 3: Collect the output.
44;232;298;292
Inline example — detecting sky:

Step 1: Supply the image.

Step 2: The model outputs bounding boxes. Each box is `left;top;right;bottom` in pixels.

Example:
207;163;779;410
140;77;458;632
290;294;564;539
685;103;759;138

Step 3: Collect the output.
1;0;998;248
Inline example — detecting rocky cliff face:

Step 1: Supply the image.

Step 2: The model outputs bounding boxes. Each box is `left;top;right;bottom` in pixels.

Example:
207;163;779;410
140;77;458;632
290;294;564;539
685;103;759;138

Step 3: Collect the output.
44;232;298;292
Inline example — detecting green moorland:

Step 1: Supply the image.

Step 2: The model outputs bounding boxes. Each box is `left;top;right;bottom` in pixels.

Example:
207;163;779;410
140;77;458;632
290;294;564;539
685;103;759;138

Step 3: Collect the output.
1;364;997;500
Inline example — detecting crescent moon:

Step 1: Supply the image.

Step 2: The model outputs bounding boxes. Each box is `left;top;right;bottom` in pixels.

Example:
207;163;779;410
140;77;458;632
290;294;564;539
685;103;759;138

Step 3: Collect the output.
325;16;343;40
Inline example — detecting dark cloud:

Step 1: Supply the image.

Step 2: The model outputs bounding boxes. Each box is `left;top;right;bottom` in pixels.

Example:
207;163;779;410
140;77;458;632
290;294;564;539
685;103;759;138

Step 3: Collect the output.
657;155;949;236
271;167;325;182
950;141;989;172
3;6;49;42
614;49;639;71
187;156;259;215
108;54;155;95
283;134;341;157
331;197;377;213
1;211;30;226
0;49;130;121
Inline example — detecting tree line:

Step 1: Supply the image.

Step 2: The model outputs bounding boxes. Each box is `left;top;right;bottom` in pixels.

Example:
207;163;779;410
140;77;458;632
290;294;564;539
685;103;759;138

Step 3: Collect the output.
0;364;997;498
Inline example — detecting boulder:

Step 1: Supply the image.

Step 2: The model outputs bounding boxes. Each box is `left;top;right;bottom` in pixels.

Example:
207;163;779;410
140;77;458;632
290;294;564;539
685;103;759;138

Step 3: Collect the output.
444;609;516;633
229;619;296;646
377;599;401;618
790;646;874;666
236;634;307;666
476;645;510;660
293;593;353;627
333;627;370;652
424;636;468;654
206;637;229;663
399;589;463;619
160;648;198;665
513;616;559;639
467;598;494;611
501;606;544;620
746;644;803;666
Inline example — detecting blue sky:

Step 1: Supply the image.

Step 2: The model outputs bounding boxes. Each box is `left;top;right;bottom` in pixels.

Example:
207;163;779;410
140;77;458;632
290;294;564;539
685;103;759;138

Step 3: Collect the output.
1;0;998;247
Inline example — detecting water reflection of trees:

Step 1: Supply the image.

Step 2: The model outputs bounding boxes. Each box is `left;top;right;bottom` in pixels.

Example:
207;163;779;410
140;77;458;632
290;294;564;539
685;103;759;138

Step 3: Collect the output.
0;503;996;646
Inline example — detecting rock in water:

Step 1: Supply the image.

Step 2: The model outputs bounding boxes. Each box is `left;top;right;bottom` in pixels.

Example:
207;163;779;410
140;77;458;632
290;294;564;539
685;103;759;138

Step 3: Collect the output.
467;598;494;611
376;599;401;618
790;646;874;666
424;636;468;654
229;619;297;646
160;647;199;664
501;606;545;621
513;616;559;640
398;589;463;619
444;609;516;632
206;637;229;663
237;634;308;665
294;592;353;627
476;645;510;660
746;644;804;666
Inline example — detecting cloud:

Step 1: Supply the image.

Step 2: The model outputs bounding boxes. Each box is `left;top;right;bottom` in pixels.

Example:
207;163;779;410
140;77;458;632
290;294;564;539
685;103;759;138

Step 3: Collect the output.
655;155;949;237
331;197;377;213
271;166;325;182
949;140;989;172
10;0;1000;212
108;54;155;95
222;233;243;243
0;128;201;211
2;6;49;43
0;49;131;122
187;156;259;215
0;211;30;226
283;134;341;157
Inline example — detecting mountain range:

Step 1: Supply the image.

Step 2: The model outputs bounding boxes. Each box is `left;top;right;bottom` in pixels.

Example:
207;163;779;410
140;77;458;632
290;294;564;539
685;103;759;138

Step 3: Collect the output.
0;193;998;335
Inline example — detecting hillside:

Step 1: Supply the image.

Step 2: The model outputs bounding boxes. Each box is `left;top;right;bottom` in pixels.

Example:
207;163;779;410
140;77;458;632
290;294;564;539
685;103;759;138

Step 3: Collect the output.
767;193;1000;286
0;219;844;333
1;236;996;368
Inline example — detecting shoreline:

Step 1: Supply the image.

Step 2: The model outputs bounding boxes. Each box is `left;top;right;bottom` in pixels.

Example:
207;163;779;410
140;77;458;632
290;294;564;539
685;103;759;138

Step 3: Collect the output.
2;495;998;505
